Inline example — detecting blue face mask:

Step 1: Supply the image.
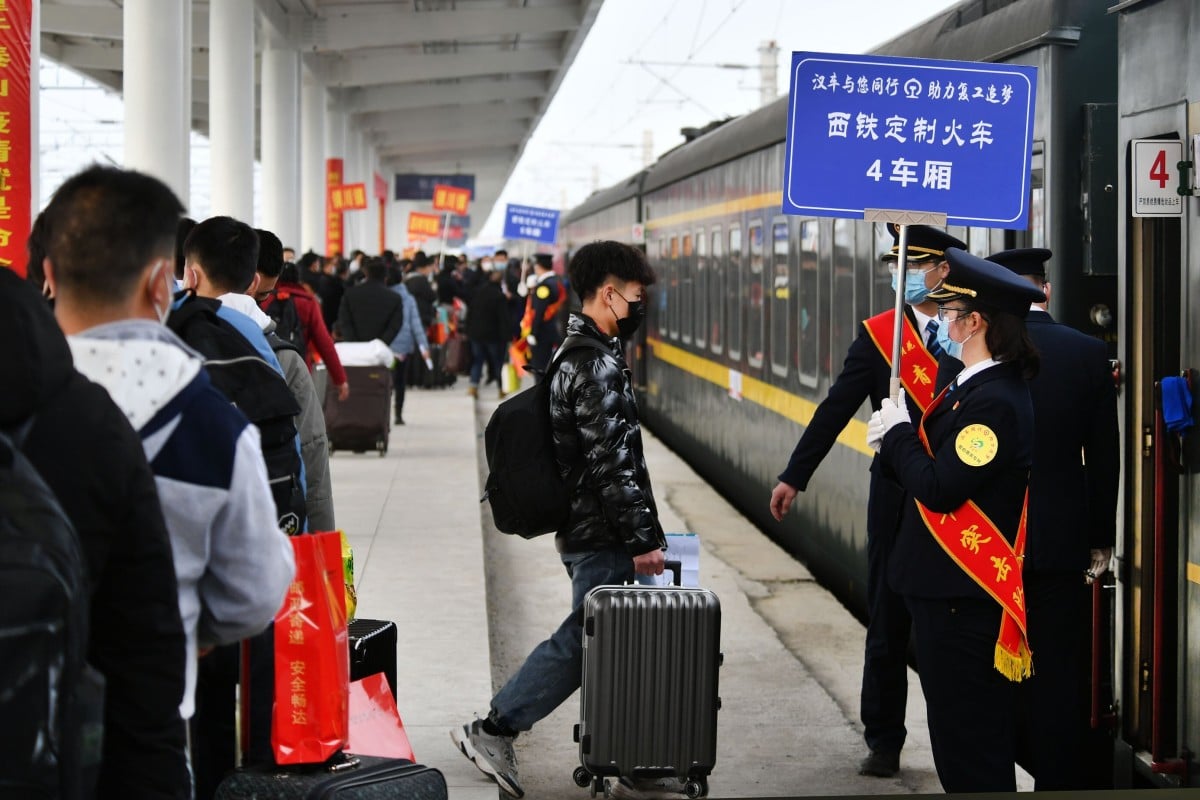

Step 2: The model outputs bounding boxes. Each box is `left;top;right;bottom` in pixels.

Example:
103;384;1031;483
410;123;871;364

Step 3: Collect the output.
936;315;976;361
890;266;933;304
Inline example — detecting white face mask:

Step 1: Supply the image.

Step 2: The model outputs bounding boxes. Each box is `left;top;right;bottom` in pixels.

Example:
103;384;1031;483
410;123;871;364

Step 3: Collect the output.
150;261;173;325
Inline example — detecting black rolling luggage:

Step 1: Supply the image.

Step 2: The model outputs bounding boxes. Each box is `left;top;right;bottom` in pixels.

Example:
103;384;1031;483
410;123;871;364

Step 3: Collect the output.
573;576;721;799
348;618;397;700
325;365;391;456
213;755;447;800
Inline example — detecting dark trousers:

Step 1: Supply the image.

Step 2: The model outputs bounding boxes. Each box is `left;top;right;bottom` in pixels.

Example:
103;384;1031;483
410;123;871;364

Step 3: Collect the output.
907;596;1018;793
189;629;275;800
862;528;910;755
392;359;407;417
1018;571;1091;789
530;337;559;376
470;340;506;386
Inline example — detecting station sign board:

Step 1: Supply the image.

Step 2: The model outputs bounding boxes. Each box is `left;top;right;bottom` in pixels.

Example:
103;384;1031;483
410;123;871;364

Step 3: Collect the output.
395;173;474;202
1131;139;1183;217
432;183;471;216
783;51;1038;228
329;183;368;212
503;203;560;244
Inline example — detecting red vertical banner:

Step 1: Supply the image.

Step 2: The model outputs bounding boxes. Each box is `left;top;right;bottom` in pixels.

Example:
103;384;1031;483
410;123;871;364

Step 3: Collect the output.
374;172;388;254
0;1;34;276
325;158;344;258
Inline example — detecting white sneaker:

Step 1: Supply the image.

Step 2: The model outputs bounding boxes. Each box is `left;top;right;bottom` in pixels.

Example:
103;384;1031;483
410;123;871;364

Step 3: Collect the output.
450;719;523;798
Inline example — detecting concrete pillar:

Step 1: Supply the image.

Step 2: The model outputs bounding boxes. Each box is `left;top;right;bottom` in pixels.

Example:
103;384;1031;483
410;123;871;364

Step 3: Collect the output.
261;36;301;249
364;144;380;255
124;0;191;204
300;68;326;254
209;0;255;221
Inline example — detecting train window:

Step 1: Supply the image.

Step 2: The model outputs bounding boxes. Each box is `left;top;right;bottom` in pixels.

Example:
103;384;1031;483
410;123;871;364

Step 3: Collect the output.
1029;163;1045;248
668;236;679;340
797;220;819;388
968;227;989;258
746;222;765;370
871;223;893;315
709;227;723;354
657;237;668;337
680;234;693;345
832;219;856;378
727;225;743;361
694;228;707;348
769;220;791;378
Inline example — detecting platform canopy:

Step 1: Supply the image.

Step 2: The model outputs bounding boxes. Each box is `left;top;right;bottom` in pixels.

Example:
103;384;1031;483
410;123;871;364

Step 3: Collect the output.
39;0;603;238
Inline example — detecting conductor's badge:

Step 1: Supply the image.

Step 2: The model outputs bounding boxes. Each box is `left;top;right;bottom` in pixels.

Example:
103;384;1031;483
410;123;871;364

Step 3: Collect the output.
955;424;998;467
536;285;551;300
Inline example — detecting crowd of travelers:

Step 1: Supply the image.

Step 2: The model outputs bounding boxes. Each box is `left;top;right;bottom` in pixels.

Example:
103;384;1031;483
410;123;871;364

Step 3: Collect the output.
2;162;592;800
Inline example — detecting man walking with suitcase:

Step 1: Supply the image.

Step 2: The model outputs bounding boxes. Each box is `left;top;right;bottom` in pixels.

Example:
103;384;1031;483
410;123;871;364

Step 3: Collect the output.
452;241;668;799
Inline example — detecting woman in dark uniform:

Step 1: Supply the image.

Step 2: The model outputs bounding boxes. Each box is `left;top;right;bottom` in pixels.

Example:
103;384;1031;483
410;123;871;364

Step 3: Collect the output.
867;247;1045;792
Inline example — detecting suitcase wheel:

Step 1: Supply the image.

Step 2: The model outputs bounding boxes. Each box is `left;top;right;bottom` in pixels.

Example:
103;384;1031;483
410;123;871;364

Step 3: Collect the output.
684;778;708;798
376;437;387;457
573;767;591;788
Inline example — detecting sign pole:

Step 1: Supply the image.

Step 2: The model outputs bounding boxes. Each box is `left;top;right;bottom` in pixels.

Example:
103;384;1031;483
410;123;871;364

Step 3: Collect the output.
889;224;909;400
438;212;450;270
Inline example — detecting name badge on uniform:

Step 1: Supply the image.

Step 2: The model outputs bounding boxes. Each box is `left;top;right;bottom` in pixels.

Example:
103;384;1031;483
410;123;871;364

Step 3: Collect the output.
955;424;998;467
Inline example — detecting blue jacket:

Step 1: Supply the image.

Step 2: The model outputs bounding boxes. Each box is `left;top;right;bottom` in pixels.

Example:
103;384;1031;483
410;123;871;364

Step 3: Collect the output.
389;283;430;356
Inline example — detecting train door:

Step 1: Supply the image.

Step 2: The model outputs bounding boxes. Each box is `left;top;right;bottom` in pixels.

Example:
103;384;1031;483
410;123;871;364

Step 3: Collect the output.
1122;167;1184;778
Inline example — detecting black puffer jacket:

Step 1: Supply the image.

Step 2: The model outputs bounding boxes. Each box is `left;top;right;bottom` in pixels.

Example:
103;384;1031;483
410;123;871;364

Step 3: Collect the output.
550;314;665;556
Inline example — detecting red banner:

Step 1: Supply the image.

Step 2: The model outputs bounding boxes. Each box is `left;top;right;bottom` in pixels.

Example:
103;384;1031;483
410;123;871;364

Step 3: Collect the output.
408;211;442;239
0;0;33;276
328;183;367;212
432;183;470;216
325;158;344;257
374;173;388;254
373;172;388;201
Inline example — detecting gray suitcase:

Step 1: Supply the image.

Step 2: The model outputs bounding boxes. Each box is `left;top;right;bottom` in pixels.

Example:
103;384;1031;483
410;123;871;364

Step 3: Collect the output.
573;576;721;799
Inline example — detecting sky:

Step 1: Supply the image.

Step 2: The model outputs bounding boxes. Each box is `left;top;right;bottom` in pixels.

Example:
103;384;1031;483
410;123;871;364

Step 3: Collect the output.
474;0;965;240
37;0;964;247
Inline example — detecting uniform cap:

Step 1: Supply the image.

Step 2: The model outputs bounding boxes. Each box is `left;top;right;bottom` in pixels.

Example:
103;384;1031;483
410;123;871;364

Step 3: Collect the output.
883;223;967;263
927;247;1046;317
987;247;1052;277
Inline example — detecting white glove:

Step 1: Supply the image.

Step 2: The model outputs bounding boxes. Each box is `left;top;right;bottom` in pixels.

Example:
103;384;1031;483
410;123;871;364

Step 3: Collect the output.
879;389;911;434
866;412;886;453
526;334;537;346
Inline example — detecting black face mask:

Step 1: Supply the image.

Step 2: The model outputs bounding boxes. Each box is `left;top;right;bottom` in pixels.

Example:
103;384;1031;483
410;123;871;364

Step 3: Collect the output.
616;299;645;340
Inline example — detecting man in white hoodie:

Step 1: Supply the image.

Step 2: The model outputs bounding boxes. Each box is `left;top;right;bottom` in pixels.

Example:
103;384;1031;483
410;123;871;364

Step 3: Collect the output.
41;166;296;794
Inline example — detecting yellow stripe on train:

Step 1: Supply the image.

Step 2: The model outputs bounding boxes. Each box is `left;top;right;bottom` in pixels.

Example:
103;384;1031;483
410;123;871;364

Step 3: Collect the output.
647;337;875;457
644;191;785;231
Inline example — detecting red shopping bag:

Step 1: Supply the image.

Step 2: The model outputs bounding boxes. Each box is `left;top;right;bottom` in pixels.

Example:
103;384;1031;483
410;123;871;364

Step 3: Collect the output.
272;531;350;764
346;673;416;761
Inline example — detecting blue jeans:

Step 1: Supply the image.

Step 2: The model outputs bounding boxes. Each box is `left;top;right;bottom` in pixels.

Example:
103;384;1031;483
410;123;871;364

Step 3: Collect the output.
469;340;506;387
490;548;634;733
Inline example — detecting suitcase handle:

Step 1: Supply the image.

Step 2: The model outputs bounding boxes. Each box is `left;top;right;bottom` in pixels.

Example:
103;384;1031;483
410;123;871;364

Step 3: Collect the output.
664;560;682;586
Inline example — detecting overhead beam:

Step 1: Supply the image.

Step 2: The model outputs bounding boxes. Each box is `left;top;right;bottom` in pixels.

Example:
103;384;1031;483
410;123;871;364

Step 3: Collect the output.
378;141;520;162
322;48;561;89
356;100;538;134
43;39;216;80
374;121;527;150
41;6;211;43
346;76;547;115
295;6;580;52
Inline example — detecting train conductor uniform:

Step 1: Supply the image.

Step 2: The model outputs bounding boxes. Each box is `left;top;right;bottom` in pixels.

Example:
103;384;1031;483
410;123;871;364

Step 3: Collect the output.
521;254;567;374
871;247;1046;792
769;224;966;778
987;248;1119;790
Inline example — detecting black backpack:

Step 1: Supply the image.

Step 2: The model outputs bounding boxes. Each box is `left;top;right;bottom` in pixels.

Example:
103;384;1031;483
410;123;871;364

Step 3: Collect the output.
167;295;307;534
0;425;106;798
482;336;606;538
264;289;308;357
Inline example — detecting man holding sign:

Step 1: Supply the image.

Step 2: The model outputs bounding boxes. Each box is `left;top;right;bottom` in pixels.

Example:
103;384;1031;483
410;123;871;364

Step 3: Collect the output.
770;224;964;778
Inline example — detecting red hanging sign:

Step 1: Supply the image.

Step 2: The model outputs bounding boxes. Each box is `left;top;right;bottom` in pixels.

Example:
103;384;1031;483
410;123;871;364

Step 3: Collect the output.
0;0;34;276
325;158;344;257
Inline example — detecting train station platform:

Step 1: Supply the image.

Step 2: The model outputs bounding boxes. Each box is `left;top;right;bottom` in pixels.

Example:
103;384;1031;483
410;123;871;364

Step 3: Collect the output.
330;381;1019;798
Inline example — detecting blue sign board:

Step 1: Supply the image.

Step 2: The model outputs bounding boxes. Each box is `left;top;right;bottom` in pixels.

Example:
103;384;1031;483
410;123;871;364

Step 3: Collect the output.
394;173;475;201
783;51;1037;228
503;204;560;243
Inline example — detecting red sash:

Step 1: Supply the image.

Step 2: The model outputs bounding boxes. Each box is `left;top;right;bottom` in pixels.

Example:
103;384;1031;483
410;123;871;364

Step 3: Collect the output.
862;310;938;413
914;384;1033;681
